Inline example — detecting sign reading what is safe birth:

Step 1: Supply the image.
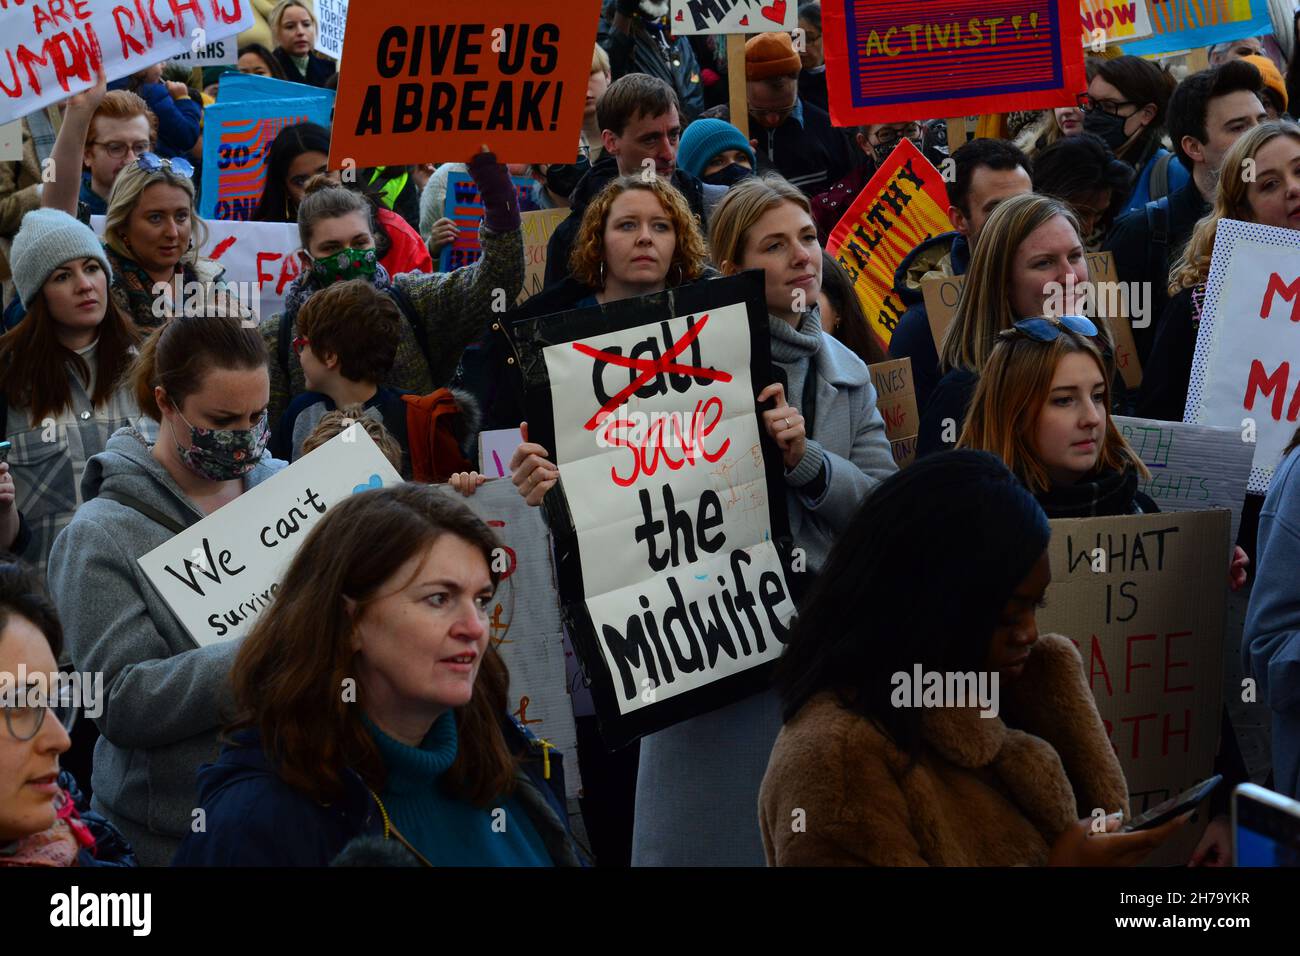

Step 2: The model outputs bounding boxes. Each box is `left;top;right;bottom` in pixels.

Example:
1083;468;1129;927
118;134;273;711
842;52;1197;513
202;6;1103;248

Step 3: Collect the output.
1187;218;1300;494
1037;509;1228;860
512;272;798;746
822;0;1087;127
139;425;402;646
330;0;599;168
0;0;253;126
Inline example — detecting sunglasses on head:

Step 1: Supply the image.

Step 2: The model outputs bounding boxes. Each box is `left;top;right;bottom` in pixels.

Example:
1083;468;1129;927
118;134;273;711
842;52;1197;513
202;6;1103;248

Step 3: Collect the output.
136;152;194;179
1001;315;1098;342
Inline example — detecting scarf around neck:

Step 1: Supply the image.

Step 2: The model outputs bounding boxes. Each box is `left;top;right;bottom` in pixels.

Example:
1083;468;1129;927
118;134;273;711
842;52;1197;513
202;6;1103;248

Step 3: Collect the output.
767;310;823;365
1035;466;1141;519
282;261;395;330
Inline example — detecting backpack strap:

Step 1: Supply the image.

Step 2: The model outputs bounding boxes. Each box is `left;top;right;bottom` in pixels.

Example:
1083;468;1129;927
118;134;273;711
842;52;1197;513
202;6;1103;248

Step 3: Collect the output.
95;489;193;535
1143;196;1171;293
1149;152;1172;203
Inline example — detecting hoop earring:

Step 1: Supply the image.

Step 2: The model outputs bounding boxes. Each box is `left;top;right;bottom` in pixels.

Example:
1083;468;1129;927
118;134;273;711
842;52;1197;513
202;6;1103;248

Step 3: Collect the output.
671;263;684;286
598;260;606;289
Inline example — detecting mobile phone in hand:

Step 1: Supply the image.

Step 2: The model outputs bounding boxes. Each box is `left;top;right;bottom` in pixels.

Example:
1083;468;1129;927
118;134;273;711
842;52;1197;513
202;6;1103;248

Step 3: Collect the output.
1121;775;1222;832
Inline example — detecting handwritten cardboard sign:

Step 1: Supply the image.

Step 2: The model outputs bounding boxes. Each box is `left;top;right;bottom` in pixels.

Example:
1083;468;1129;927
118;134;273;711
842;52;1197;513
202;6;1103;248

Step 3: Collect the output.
93;215;302;320
668;0;800;34
1187;218;1300;494
438;170;538;272
1078;0;1152;46
1124;0;1270;56
0;0;252;126
867;357;918;467
329;1;599;168
822;0;1088;126
167;36;237;68
518;206;569;305
1038;509;1229;864
826;139;951;354
430;480;582;801
314;0;349;60
511;271;799;747
137;425;402;646
922;251;1142;389
1114;416;1254;546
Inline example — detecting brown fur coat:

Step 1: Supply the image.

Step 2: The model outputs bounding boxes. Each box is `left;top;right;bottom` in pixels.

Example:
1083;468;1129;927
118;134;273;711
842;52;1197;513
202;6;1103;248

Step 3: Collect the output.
759;633;1129;866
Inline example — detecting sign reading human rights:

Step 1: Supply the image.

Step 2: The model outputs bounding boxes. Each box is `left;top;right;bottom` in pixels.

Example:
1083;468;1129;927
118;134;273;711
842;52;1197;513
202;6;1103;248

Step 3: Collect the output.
1186;218;1300;494
0;0;253;125
329;1;599;167
823;0;1087;127
511;272;799;747
826;139;950;354
138;425;403;646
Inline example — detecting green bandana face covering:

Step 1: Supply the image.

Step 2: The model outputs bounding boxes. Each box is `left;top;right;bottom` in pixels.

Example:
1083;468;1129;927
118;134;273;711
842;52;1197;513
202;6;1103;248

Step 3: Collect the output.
309;246;378;285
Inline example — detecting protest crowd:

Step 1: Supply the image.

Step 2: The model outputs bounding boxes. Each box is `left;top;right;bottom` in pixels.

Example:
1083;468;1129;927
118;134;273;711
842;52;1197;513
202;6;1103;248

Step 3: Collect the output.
5;0;1300;878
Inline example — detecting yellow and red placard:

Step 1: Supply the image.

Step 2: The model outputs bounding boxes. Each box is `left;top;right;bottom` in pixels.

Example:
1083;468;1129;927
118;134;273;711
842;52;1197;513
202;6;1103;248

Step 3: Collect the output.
330;1;598;168
825;140;951;353
823;0;1087;127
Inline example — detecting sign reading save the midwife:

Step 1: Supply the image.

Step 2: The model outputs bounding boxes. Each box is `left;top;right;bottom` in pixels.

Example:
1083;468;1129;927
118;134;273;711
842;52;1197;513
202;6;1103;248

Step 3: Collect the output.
512;272;799;747
138;425;402;647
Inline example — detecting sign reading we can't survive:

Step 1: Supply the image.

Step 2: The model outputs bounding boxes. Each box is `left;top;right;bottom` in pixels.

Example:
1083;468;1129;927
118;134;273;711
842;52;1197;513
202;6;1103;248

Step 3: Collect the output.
512;272;799;747
330;0;598;167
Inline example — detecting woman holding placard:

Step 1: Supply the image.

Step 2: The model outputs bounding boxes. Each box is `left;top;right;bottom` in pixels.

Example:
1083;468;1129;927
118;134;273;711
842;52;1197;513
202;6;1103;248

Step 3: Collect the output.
172;483;586;866
268;0;336;89
45;314;287;866
1141;121;1300;423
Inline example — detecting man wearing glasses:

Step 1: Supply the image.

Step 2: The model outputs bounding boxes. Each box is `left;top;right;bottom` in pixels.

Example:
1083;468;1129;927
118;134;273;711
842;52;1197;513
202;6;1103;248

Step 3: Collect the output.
79;92;158;221
744;31;857;198
810;122;926;242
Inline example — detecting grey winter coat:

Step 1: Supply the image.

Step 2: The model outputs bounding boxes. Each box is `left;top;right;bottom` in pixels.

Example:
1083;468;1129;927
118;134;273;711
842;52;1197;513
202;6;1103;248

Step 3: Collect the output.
632;316;897;866
45;427;287;866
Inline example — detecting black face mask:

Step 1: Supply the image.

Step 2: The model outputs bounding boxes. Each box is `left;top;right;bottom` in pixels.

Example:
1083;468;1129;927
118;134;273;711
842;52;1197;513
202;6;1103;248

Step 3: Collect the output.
1083;110;1130;152
544;159;589;199
702;163;755;187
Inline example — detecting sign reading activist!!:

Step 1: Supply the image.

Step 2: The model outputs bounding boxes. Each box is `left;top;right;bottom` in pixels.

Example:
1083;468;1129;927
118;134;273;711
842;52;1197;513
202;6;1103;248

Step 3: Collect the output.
1037;509;1229;864
0;0;253;126
669;0;800;34
1114;416;1254;546
138;425;402;646
826;139;950;353
822;0;1087;127
329;1;599;168
511;271;799;747
1186;218;1300;494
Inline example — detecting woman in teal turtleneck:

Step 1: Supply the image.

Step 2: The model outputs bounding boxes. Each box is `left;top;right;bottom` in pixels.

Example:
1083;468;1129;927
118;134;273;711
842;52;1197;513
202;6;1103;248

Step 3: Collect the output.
172;483;584;867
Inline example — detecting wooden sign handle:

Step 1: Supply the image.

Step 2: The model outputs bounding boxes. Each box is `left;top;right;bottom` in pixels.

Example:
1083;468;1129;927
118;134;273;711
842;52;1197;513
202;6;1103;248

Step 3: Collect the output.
727;33;749;141
946;116;969;148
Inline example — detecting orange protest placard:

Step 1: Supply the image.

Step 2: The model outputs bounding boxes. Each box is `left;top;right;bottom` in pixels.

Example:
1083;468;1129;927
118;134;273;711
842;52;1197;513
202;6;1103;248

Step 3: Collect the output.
329;2;598;168
825;139;951;354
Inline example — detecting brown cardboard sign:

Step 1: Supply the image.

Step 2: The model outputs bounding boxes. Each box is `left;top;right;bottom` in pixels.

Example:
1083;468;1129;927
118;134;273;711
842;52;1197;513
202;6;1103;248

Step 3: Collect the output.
517;207;569;305
1037;509;1229;864
920;251;1143;390
868;357;919;468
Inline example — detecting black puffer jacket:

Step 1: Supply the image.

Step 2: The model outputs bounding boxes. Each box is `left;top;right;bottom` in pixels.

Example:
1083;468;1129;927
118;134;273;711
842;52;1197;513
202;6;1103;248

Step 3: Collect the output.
599;1;704;121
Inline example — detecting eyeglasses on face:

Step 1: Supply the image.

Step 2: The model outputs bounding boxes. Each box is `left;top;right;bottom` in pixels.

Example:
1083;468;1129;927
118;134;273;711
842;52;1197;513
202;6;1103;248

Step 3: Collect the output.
1;682;79;742
1075;93;1136;116
1002;315;1099;343
136;152;195;179
874;123;923;144
91;140;152;159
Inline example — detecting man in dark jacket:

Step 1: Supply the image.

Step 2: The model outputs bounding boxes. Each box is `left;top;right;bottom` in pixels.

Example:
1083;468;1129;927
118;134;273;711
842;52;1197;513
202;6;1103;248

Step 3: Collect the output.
1103;59;1265;365
542;74;724;287
810;123;926;242
888;139;1033;411
745;32;857;198
601;0;705;122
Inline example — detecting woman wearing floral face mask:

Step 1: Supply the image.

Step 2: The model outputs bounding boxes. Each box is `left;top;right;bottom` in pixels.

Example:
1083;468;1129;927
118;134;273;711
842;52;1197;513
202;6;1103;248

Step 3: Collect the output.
258;149;524;434
45;314;287;866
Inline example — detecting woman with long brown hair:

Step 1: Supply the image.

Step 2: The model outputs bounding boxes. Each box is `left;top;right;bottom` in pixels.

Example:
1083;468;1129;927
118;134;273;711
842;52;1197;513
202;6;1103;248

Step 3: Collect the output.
173;483;585;866
0;210;142;580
